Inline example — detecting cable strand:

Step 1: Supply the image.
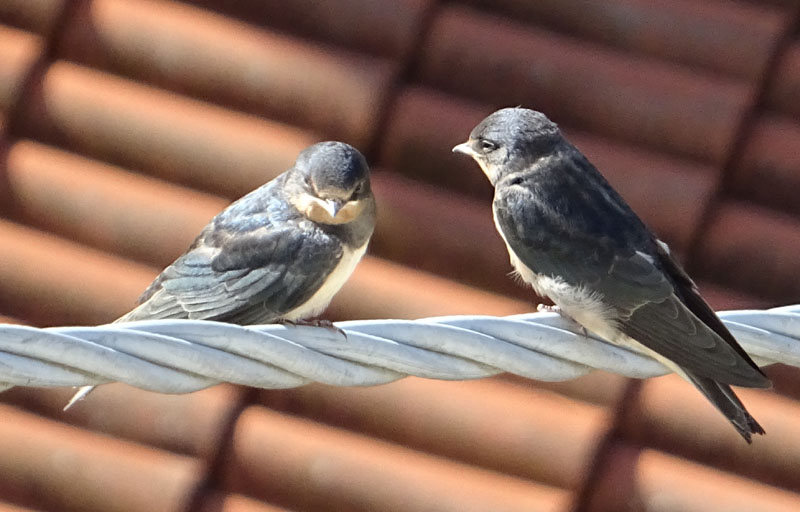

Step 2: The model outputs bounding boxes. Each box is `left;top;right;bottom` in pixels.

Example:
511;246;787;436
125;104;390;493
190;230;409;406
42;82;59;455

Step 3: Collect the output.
0;306;797;393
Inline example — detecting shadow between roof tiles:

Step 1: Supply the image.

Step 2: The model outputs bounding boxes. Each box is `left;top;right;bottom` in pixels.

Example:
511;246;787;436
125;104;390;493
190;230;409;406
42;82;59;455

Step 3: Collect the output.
182;387;259;512
684;4;800;278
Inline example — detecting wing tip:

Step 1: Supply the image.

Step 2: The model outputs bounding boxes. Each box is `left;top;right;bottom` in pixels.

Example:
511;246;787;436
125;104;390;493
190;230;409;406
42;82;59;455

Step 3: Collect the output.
737;413;766;444
726;365;772;389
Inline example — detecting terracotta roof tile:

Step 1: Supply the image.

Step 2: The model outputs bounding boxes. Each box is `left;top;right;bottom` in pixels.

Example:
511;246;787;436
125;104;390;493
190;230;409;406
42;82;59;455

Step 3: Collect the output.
17;62;317;198
0;404;203;512
260;377;611;489
732;114;800;216
766;363;800;403
622;374;800;492
198;492;291;512
380;86;716;254
693;281;773;310
59;0;396;148
457;0;790;80
587;444;800;512
0;502;41;512
328;256;530;320
694;200;800;303
0;315;22;325
2;139;529;320
763;0;800;7
0;26;42;116
379;86;495;199
371;171;526;299
0;0;63;36
0;0;799;510
4;140;228;266
507;371;630;408
223;406;572;512
1;384;243;460
182;0;431;60
419;5;753;165
0;219;155;325
768;41;800;119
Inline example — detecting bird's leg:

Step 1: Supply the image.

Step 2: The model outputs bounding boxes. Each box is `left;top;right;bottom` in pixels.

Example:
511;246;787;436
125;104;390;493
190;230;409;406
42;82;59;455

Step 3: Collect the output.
536;303;588;336
279;318;347;338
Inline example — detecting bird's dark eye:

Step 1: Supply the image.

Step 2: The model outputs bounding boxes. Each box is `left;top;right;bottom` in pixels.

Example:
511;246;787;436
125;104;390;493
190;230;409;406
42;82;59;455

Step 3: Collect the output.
350;182;365;200
479;139;498;152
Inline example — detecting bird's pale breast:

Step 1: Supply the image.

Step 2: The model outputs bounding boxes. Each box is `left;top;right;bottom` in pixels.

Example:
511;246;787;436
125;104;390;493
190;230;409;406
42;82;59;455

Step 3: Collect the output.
282;241;368;321
492;204;618;341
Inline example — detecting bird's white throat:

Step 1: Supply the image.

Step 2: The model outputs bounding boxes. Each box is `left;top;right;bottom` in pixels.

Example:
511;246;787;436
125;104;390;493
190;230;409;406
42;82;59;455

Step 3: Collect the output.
293;192;365;225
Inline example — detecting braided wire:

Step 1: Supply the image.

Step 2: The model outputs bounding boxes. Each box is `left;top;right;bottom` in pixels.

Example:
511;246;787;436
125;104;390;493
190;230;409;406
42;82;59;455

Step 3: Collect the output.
0;305;798;393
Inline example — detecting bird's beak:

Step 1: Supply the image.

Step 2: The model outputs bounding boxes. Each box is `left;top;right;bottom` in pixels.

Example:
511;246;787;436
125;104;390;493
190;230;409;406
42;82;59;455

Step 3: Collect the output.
320;198;346;219
452;142;476;157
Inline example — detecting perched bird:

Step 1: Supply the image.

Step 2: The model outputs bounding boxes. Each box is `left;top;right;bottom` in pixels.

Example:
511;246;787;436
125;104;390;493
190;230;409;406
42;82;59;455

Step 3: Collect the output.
66;141;376;408
454;107;770;442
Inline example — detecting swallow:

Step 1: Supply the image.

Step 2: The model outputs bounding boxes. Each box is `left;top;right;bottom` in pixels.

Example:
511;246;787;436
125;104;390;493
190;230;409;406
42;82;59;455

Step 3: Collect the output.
66;141;376;409
454;107;770;442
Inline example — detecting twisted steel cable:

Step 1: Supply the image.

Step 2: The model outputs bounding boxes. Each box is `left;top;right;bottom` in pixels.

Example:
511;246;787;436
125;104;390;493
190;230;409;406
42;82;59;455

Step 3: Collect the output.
0;305;798;395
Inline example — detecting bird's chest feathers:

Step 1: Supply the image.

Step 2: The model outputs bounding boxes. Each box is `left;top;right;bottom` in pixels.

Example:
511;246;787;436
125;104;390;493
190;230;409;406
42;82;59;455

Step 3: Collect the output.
492;206;616;339
283;242;368;321
492;206;547;295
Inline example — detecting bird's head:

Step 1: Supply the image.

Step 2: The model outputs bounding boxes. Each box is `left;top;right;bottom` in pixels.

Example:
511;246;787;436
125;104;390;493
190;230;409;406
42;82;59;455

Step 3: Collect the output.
289;141;373;225
453;107;562;185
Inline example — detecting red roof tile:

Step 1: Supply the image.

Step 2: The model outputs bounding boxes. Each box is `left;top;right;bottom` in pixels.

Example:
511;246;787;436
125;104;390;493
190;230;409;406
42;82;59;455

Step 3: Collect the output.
508;371;630;408
379;86;495;199
694;200;800;303
4;140;228;266
379;86;717;254
0;0;63;36
260;377;611;489
182;0;431;60
587;444;800;512
59;0;396;148
622;374;800;492
1;0;800;510
419;5;753;164
18;62;316;198
458;0;791;80
768;41;800;119
0;404;202;512
0;501;42;512
3;384;244;460
693;281;773;310
328;256;530;320
223;406;572;512
733;114;800;216
371;172;525;299
0;219;155;325
0;26;42;116
198;492;290;512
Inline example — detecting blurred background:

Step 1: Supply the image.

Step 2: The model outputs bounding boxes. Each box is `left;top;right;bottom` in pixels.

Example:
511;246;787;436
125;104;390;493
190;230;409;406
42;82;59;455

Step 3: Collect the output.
0;0;799;510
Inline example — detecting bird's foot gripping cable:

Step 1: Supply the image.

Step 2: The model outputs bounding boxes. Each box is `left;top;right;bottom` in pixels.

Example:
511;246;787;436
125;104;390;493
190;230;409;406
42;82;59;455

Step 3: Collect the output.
536;303;588;336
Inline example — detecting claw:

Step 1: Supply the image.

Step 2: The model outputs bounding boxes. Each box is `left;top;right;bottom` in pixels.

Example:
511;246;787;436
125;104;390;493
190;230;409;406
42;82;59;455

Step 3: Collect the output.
279;318;347;338
536;303;588;337
536;303;560;314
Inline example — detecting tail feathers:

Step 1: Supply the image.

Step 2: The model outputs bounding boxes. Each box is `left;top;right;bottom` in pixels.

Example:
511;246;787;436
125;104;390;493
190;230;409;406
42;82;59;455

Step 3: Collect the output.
685;370;765;443
64;314;131;410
